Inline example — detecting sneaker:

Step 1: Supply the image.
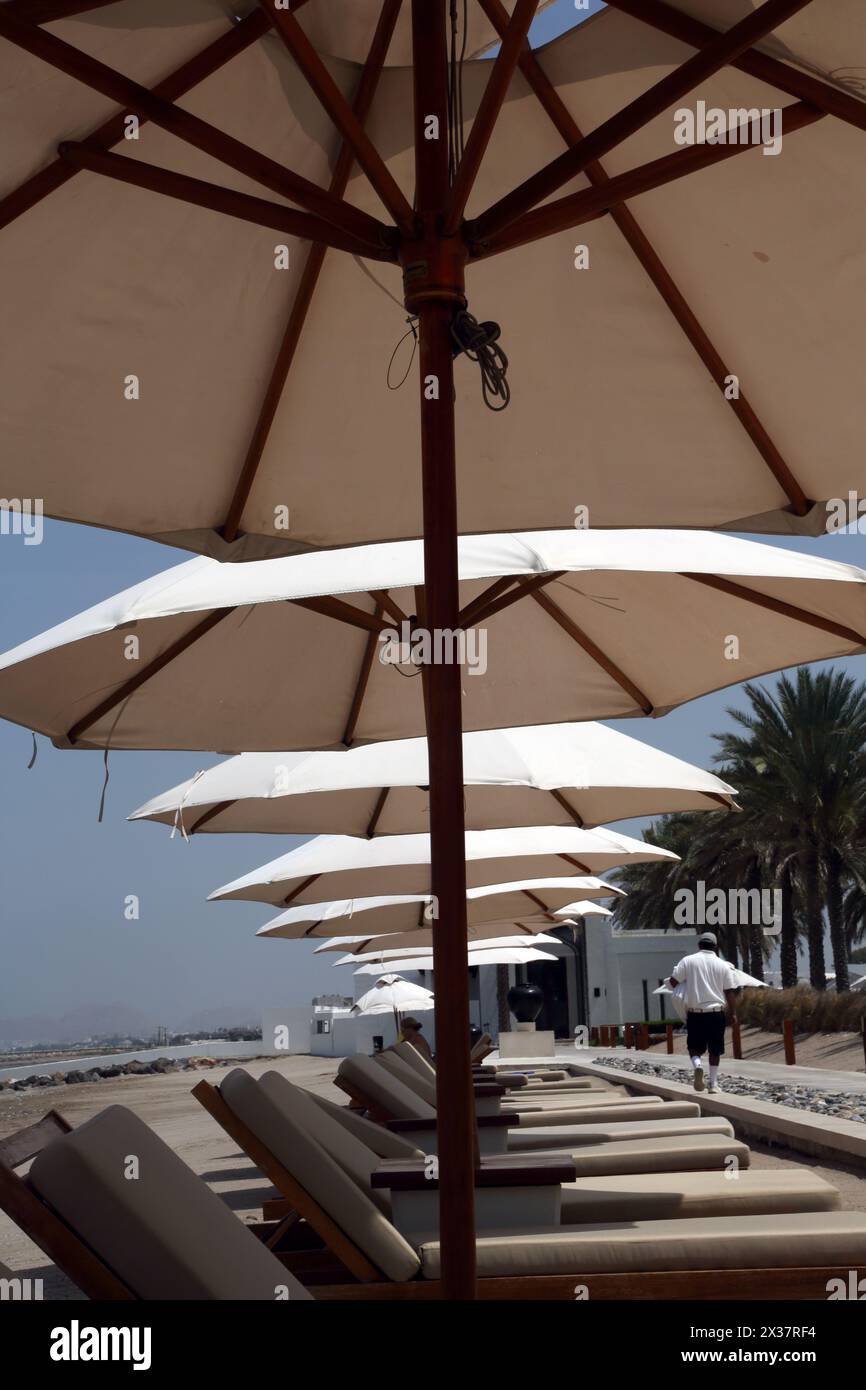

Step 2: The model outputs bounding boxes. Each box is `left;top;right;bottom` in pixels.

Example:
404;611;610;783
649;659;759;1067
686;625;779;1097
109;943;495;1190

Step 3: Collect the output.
693;1066;705;1092
708;1081;720;1094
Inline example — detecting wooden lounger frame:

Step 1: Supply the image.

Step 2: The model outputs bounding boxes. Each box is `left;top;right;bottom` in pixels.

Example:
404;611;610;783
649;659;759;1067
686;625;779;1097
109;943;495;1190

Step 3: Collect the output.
192;1080;866;1301
0;1111;135;1300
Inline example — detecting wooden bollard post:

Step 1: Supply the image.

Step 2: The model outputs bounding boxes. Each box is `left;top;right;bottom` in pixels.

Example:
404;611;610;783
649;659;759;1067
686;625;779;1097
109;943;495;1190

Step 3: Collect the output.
624;1023;633;1049
732;1018;743;1060
666;1023;674;1054
609;1025;617;1049
783;1018;796;1066
640;1024;650;1051
590;1026;598;1044
861;1016;866;1071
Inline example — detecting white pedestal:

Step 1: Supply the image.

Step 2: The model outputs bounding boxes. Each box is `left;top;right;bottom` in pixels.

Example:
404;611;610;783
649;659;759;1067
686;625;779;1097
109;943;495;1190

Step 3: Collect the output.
498;1029;556;1059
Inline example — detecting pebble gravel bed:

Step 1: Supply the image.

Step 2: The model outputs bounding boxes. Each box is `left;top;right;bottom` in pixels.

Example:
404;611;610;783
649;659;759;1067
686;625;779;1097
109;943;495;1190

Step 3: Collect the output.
594;1055;866;1125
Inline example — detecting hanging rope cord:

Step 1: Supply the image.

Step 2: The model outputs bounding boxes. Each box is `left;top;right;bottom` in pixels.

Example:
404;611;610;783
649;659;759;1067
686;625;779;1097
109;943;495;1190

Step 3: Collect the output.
385;0;510;409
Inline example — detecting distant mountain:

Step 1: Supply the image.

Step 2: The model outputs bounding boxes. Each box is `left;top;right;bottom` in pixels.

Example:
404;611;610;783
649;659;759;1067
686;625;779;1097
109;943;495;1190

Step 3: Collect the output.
0;1002;155;1047
179;1004;261;1034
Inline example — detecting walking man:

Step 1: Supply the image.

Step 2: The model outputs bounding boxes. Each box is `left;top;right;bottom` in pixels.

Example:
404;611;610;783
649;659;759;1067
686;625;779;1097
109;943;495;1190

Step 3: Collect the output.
669;931;739;1094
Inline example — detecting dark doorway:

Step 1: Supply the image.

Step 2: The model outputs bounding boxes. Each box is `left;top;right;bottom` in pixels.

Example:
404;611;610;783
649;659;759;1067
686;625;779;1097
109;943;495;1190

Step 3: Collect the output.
526;957;570;1038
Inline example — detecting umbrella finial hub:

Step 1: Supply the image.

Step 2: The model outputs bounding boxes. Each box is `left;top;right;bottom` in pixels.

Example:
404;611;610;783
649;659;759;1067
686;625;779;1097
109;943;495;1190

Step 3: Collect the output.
400;217;467;314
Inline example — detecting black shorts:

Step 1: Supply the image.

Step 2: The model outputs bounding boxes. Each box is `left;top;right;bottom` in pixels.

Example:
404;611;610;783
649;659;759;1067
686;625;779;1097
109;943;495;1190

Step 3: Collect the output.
686;1010;726;1057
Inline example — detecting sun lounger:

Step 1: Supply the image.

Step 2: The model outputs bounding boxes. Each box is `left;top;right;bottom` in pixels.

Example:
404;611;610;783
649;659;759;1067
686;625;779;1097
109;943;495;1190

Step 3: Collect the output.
0;1108;311;1300
193;1069;866;1300
379;1048;644;1115
355;1056;700;1134
394;1040;611;1094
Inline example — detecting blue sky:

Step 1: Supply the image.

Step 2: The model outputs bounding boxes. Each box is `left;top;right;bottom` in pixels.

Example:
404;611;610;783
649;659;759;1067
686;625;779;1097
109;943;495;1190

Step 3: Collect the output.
2;0;864;1035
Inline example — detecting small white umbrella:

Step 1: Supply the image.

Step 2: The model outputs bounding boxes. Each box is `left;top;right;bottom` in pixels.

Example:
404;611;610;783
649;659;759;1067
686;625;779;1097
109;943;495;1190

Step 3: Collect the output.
255;876;624;940
353;946;558;975
210;825;677;907
130;720;738;836
350;975;435;1023
555;900;615;919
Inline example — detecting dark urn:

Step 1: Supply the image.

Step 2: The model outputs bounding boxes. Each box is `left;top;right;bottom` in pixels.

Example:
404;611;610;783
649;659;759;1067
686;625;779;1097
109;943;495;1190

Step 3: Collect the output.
506;982;544;1024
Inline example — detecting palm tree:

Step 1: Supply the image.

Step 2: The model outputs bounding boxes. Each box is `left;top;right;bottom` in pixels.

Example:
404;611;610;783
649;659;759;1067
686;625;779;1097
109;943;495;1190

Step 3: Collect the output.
713;668;866;992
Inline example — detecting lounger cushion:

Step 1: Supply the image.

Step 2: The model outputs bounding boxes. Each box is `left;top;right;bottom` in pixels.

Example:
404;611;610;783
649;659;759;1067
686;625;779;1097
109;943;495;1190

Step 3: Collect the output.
339;1055;435;1121
310;1093;424;1160
539;1134;751;1177
392;1041;438;1082
417;1211;866;1279
221;1069;420;1283
559;1170;840;1224
28;1105;311;1300
502;1093;661;1111
375;1051;438;1106
509;1116;733;1149
510;1102;697;1127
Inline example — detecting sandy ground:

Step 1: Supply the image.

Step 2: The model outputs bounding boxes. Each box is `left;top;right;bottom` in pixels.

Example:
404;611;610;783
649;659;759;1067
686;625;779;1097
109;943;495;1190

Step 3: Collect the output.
3;1051;866;1300
0;1054;345;1300
647;1025;866;1072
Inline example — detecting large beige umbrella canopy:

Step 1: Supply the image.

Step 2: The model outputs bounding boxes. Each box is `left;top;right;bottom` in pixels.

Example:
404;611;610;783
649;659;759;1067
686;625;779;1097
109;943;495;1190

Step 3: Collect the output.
207;823;677;905
1;2;865;549
3;0;865;1299
1;529;865;752
256;875;624;939
130;719;738;834
313;923;565;953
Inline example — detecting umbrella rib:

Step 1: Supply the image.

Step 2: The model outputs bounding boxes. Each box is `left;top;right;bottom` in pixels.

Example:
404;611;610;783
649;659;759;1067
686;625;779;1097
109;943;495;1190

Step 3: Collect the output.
474;0;811;517
366;786;390;837
530;587;655;716
260;0;416;237
187;801;237;835
521;889;558;922
57;143;392;261
282;875;321;907
369;589;409;624
290;594;391;635
681;573;866;647
549;788;585;828
0;8;390;250
604;0;866;135
442;0;539;235
0;11;272;233
459;571;568;628
219;0;402;545
342;601;385;747
471;101;823;257
65;609;236;746
469;0;819;241
558;854;594;874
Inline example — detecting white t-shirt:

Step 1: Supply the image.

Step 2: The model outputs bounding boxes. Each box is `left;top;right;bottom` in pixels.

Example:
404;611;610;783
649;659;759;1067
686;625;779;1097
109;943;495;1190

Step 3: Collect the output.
671;950;736;1010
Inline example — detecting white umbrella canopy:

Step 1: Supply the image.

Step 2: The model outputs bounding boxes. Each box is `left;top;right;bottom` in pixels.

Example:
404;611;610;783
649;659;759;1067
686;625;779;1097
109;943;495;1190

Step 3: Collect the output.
353;946;558;974
130;719;738;835
555;900;615;919
256;875;623;939
350;974;434;1018
2;3;866;550
209;824;677;906
2;529;866;751
329;928;563;960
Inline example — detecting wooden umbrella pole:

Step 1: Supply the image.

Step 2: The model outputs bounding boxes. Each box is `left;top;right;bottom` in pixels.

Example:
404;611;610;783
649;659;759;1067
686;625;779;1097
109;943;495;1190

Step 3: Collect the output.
405;0;476;1301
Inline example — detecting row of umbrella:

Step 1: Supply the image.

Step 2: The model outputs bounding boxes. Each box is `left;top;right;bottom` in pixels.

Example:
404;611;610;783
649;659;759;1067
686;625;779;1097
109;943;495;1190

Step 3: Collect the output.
2;0;865;1297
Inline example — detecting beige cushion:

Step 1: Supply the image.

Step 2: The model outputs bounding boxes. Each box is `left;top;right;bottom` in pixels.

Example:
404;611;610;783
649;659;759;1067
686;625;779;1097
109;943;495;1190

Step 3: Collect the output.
560;1170;840;1224
509;1116;733;1149
510;1102;698;1127
310;1092;424;1160
339;1055;434;1121
375;1050;438;1106
541;1135;751;1178
392;1040;437;1082
418;1211;866;1279
502;1092;661;1110
221;1069;420;1283
28;1105;311;1301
